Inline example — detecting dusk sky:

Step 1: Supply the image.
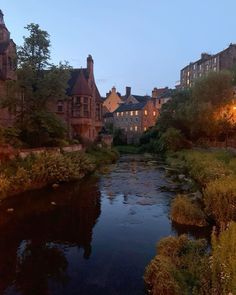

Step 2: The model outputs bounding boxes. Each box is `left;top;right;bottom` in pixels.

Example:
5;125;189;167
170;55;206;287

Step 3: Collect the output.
1;0;236;96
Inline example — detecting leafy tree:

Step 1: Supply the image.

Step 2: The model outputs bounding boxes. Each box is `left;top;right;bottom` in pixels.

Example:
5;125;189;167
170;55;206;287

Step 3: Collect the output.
1;23;71;147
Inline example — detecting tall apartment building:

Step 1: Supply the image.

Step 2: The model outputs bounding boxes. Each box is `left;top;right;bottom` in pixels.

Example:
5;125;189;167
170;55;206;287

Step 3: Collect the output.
180;44;236;88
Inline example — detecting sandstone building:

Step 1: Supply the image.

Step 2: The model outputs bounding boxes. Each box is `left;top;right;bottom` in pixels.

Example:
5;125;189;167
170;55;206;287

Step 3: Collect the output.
180;44;236;88
0;10;17;126
0;10;103;143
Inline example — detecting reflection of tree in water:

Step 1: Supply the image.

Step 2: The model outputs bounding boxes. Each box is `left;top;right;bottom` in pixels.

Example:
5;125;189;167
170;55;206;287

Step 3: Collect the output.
0;177;101;294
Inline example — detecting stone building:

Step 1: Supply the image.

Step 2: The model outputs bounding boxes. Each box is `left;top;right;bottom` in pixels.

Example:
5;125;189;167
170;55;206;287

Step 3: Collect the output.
49;55;103;142
0;10;17;126
180;44;236;88
113;94;158;144
0;10;103;143
103;86;123;113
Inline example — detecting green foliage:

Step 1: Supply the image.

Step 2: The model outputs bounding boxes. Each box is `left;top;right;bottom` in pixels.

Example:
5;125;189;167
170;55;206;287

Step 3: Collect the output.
0;147;118;198
115;145;141;154
113;128;127;145
144;235;210;295
171;195;207;227
153;71;235;147
0;24;71;148
204;176;236;227
159;128;191;152
211;222;236;295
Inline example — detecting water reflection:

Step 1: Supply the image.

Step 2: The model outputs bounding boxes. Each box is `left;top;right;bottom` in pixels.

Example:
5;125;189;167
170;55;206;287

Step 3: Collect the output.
0;178;101;294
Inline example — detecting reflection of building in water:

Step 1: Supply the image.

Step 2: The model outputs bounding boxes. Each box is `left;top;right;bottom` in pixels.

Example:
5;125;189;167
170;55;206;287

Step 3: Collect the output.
0;178;101;294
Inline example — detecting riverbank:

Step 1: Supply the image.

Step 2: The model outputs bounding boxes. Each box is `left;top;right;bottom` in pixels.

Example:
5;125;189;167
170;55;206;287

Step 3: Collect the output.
144;149;236;295
0;146;119;199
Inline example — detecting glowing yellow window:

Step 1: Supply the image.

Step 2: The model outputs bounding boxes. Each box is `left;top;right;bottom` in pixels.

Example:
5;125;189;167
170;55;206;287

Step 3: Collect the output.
121;112;124;116
135;111;138;115
130;126;133;131
130;111;133;116
134;126;138;132
144;110;148;116
144;127;147;131
153;111;156;116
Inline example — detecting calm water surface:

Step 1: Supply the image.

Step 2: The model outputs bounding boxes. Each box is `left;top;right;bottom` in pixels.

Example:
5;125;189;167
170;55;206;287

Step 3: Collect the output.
0;155;209;295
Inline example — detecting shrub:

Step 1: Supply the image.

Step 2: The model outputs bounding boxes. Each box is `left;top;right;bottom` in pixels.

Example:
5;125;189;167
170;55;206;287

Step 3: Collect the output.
204;176;236;227
170;195;207;227
159;128;191;152
0;174;10;197
211;222;236;295
144;235;210;295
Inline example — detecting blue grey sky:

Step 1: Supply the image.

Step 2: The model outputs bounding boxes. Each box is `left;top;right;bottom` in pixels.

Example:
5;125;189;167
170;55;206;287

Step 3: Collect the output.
1;0;235;96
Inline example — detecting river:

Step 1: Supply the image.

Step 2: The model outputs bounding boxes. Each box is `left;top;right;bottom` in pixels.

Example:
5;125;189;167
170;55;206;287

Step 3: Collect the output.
0;154;209;295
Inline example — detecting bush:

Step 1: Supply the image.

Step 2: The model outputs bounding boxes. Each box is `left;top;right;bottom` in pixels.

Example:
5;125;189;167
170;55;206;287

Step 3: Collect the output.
144;235;210;295
204;176;236;227
159;128;191;152
211;222;236;295
171;195;207;227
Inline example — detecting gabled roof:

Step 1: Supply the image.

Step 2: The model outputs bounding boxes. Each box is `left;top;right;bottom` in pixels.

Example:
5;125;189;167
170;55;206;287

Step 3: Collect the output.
114;101;147;112
132;95;151;103
69;69;93;96
157;89;174;99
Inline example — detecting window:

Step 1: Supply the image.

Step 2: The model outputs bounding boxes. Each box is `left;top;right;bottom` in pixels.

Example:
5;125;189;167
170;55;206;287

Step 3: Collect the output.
121;112;124;116
199;64;202;70
134;126;138;132
213;67;217;72
144;127;147;131
144;110;148;116
130;111;133;116
84;97;89;117
153;111;156;116
117;112;120;116
126;111;129;115
75;96;80;105
0;30;3;41
135;110;138;115
57;100;63;112
130;126;133;131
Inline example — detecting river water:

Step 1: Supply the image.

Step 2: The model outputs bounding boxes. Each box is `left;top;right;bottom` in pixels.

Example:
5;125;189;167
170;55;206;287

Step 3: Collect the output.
0;155;209;295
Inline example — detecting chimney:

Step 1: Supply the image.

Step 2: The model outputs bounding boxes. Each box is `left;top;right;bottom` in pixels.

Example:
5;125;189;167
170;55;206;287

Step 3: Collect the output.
87;54;94;75
112;86;116;93
152;87;158;98
126;86;131;98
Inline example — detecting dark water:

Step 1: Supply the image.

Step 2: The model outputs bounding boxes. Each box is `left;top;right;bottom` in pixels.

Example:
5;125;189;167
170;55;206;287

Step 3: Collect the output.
0;155;209;295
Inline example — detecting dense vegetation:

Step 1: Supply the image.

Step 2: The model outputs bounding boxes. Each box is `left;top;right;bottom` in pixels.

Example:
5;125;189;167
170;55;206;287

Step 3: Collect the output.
143;71;236;295
144;222;236;295
0;147;119;199
140;71;236;152
145;149;236;294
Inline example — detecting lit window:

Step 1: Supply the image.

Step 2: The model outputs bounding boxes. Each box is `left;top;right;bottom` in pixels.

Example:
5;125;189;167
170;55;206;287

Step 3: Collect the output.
187;79;190;85
144;127;147;131
130;126;133;131
187;71;190;77
126;111;129;115
134;126;138;132
117;113;119;116
121;112;124;116
153;111;156;116
135;110;138;115
214;67;217;72
144;110;148;115
130;111;133;116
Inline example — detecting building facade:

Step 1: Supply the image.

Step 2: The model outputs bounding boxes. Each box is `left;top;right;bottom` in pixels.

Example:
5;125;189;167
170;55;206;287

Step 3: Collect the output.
0;10;17;127
113;94;158;144
0;10;103;143
103;86;123;113
50;56;103;142
180;44;236;88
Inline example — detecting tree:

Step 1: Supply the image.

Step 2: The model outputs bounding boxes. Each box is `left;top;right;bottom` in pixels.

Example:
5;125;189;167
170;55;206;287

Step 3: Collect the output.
1;24;71;147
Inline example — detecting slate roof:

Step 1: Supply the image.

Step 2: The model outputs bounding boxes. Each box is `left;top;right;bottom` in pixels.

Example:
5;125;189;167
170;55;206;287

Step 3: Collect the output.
70;69;93;96
132;95;151;103
114;101;147;112
157;89;174;99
